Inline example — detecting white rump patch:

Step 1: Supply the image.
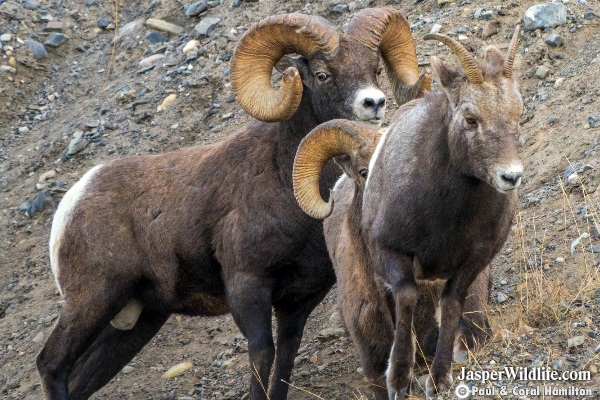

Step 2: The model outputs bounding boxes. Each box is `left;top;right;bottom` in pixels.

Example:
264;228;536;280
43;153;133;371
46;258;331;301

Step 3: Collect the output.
49;164;104;295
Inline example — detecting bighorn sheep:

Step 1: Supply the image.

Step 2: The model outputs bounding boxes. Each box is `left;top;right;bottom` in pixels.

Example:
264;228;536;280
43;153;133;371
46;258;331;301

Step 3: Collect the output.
292;119;491;400
37;9;429;400
363;27;523;398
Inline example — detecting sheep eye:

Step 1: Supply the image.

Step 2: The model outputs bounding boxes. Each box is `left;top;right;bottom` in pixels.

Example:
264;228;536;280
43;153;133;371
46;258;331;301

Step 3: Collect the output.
464;117;477;126
315;72;329;82
376;67;383;77
359;168;368;179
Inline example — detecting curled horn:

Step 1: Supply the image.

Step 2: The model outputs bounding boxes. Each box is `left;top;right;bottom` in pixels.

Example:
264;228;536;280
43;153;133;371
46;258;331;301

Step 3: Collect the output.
293;120;373;219
424;33;484;84
503;25;521;79
231;14;339;122
347;8;427;104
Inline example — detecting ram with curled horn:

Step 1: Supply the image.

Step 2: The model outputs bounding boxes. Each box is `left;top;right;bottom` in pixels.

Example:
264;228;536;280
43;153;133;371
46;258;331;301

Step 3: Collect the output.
358;26;523;398
36;8;430;400
293;119;492;400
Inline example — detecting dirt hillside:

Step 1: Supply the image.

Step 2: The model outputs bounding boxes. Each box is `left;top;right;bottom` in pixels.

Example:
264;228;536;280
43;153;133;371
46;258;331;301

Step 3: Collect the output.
1;0;599;399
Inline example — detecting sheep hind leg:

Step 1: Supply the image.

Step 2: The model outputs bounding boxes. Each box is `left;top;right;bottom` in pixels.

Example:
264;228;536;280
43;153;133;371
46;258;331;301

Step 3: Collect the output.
346;301;394;400
36;283;132;400
267;289;331;400
67;309;170;400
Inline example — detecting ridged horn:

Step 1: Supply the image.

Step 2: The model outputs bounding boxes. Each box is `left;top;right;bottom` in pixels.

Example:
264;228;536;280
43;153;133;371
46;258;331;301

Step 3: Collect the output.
231;14;339;122
293;120;373;219
347;7;421;104
503;25;521;79
424;33;484;84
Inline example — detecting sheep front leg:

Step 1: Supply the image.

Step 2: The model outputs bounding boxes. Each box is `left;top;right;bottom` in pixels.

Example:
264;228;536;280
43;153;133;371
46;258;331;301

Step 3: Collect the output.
379;249;417;399
268;288;329;400
425;276;472;398
227;274;275;400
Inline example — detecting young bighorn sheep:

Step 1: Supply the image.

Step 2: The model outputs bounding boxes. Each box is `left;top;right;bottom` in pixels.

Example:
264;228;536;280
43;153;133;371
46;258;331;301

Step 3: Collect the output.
37;9;429;400
361;27;523;398
292;119;491;400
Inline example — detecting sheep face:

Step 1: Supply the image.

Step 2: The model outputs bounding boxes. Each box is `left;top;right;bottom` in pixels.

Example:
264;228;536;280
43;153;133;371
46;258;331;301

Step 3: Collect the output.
333;144;374;190
277;37;387;125
431;47;524;193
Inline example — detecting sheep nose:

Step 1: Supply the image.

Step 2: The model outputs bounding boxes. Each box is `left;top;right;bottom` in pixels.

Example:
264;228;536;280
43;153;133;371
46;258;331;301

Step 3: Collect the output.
499;170;522;188
363;96;386;110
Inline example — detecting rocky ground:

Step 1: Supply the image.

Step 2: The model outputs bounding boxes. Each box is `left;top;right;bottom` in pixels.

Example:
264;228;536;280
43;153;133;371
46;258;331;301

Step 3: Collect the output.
1;0;599;399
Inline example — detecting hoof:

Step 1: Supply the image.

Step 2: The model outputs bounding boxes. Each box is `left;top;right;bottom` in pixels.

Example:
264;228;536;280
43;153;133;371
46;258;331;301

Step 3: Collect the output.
387;387;407;400
453;348;468;363
425;374;452;399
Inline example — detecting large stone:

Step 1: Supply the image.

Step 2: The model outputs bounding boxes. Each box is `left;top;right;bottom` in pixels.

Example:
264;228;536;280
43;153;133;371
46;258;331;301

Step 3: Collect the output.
0;33;12;42
535;65;550;79
545;32;563;47
145;32;168;43
184;1;208;17
114;20;143;43
44;33;69;48
193;17;220;38
22;0;40;10
139;53;165;67
145;18;184;35
24;40;48;59
482;20;500;39
44;21;66;32
523;3;567;31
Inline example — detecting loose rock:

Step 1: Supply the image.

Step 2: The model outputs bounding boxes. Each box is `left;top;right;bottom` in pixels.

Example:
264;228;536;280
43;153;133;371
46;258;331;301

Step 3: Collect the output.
44;33;69;48
184;1;208;17
482;20;500;39
121;365;134;374
22;0;40;10
523;3;567;31
115;20;143;43
194;17;221;38
24;40;48;59
97;18;110;29
157;94;177;112
430;24;442;34
66;131;88;156
162;361;193;379
182;39;201;54
567;336;585;348
317;327;345;342
116;87;137;103
146;32;168;43
32;331;44;343
545;33;563;48
495;291;508;303
139;54;164;67
45;21;66;32
145;19;184;35
535;65;550;79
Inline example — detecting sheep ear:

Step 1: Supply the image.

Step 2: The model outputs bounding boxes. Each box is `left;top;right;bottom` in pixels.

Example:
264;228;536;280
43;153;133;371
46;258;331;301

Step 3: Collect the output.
483;46;504;68
275;55;311;84
333;155;354;177
430;56;461;89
